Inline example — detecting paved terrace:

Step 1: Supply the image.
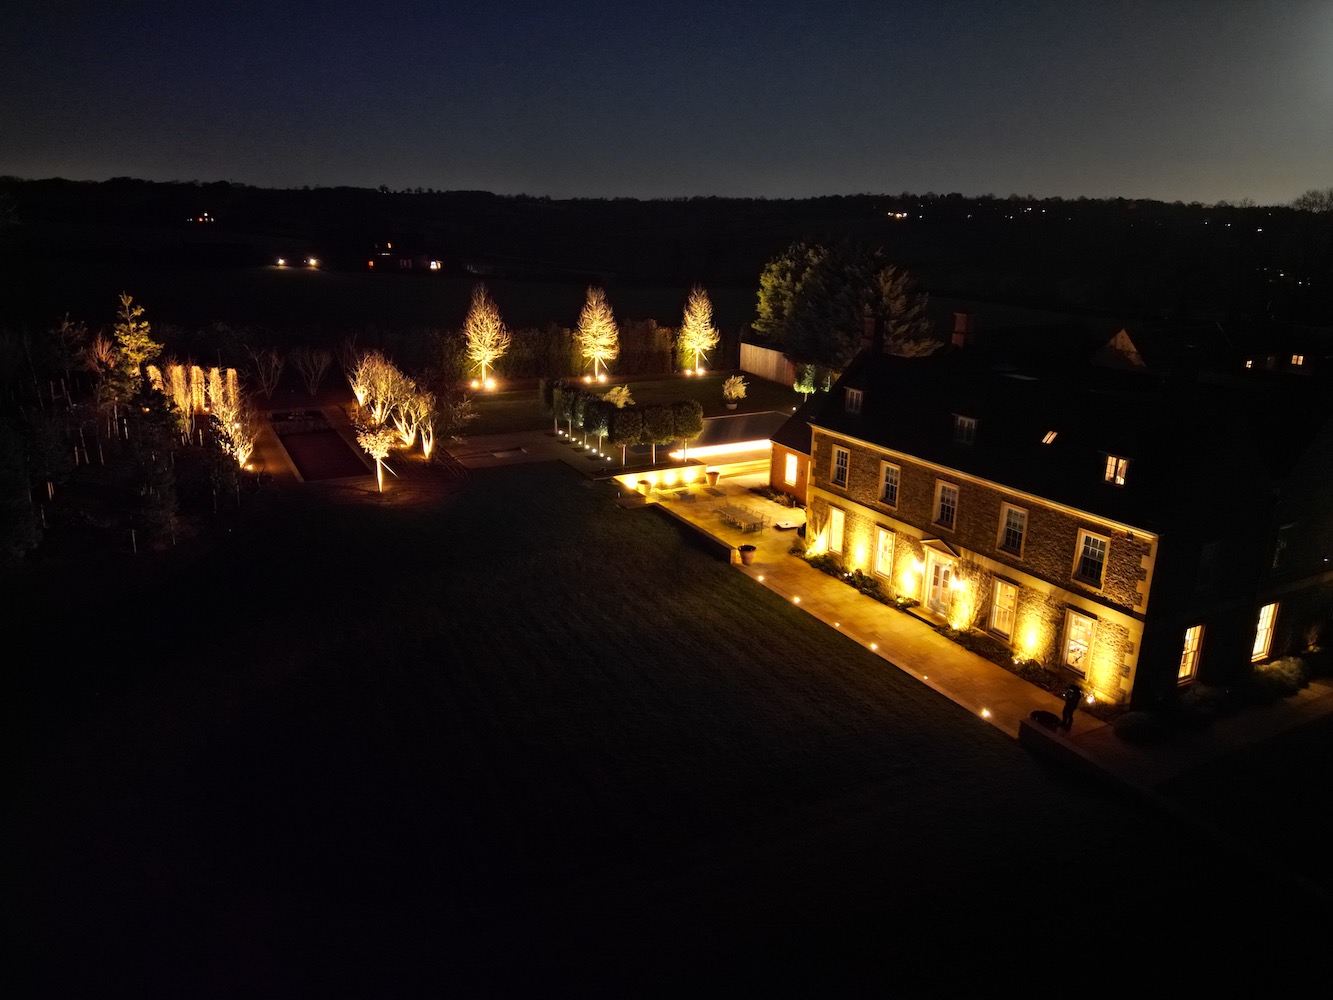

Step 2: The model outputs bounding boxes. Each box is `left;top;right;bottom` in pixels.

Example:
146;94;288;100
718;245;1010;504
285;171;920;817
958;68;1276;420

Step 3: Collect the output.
435;428;1333;799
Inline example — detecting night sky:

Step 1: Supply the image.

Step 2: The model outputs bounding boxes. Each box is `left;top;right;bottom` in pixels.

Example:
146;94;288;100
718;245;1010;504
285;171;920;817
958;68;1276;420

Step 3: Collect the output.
3;1;1329;204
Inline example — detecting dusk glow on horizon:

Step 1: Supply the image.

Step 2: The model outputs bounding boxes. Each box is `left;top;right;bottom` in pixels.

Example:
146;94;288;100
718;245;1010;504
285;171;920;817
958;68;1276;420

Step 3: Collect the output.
3;1;1329;205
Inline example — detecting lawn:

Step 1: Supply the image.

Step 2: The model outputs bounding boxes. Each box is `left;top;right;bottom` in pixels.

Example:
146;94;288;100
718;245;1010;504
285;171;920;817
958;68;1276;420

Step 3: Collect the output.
468;372;805;436
11;462;1320;994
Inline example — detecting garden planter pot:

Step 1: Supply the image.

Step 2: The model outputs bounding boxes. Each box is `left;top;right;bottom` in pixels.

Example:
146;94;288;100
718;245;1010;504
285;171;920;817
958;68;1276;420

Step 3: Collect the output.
725;402;738;410
738;544;756;566
707;470;720;487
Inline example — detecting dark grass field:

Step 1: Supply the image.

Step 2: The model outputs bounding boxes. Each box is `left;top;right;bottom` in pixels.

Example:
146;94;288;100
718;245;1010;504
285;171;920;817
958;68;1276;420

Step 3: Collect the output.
9;462;1323;995
8;261;762;340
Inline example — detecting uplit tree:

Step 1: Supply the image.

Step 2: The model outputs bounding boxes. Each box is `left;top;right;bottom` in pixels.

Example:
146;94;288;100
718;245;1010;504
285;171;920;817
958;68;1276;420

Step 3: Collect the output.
677;285;720;371
391;388;430;448
574;286;619;378
113;293;162;384
357;425;399;493
462;284;511;384
351;351;411;426
417;392;438;460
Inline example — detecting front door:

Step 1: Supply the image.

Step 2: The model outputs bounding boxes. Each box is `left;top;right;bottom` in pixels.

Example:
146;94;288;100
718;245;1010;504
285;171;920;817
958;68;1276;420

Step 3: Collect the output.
925;552;953;616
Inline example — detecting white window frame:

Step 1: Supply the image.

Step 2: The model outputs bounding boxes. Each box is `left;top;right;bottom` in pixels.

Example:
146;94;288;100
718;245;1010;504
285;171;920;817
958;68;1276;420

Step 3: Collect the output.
880;462;900;508
783;453;798;487
828;506;846;554
997;504;1027;557
934;481;958;531
845;388;863;414
1104;455;1129;486
1063;609;1096;674
990;579;1018;639
1179;625;1204;683
874;527;895;580
1073;530;1109;588
831;445;850;488
953;415;977;445
1252;602;1278;662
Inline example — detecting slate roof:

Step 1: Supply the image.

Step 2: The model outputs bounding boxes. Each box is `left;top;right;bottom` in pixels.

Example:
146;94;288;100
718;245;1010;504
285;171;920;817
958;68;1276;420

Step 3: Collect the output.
770;392;831;454
812;340;1328;534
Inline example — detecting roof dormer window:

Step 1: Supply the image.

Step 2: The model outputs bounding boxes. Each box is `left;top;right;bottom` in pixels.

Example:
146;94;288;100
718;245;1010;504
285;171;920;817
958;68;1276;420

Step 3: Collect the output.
953;414;976;445
1105;455;1129;486
845;387;863;414
1292;354;1305;366
1042;430;1058;445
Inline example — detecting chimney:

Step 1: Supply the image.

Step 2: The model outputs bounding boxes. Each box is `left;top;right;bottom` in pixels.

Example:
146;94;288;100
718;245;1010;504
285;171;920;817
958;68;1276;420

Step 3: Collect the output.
951;311;976;349
861;313;881;354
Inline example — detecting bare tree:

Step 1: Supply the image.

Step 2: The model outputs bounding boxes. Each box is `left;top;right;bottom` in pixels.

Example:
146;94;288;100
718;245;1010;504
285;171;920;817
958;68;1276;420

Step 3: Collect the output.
247;346;285;399
291;346;333;396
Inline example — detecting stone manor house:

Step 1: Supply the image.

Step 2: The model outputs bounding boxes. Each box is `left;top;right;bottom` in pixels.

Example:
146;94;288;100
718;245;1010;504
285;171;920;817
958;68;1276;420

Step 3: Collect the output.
772;316;1333;707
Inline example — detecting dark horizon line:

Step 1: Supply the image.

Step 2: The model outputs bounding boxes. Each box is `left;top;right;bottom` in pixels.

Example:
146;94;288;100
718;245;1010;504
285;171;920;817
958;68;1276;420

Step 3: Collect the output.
1;174;1307;211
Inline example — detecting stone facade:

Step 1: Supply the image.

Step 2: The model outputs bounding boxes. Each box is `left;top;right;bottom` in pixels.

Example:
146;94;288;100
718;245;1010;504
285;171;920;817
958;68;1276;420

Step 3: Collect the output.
809;428;1152;702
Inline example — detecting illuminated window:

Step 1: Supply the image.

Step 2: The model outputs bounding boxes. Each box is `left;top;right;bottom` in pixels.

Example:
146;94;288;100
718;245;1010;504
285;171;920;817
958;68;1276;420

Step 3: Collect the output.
1252;602;1278;661
1074;531;1108;588
783;453;798;487
998;504;1026;556
832;446;850;488
880;462;899;507
1291;354;1304;366
1042;430;1058;444
1179;625;1204;683
874;527;895;579
1105;455;1129;486
953;415;977;444
1064;609;1096;674
990;580;1017;639
845;388;863;414
829;506;846;554
934;482;958;530
1244;359;1253;369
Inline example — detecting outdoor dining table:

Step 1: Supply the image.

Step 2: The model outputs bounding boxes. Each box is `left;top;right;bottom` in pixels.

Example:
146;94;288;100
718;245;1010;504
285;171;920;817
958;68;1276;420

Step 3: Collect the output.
716;503;767;533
